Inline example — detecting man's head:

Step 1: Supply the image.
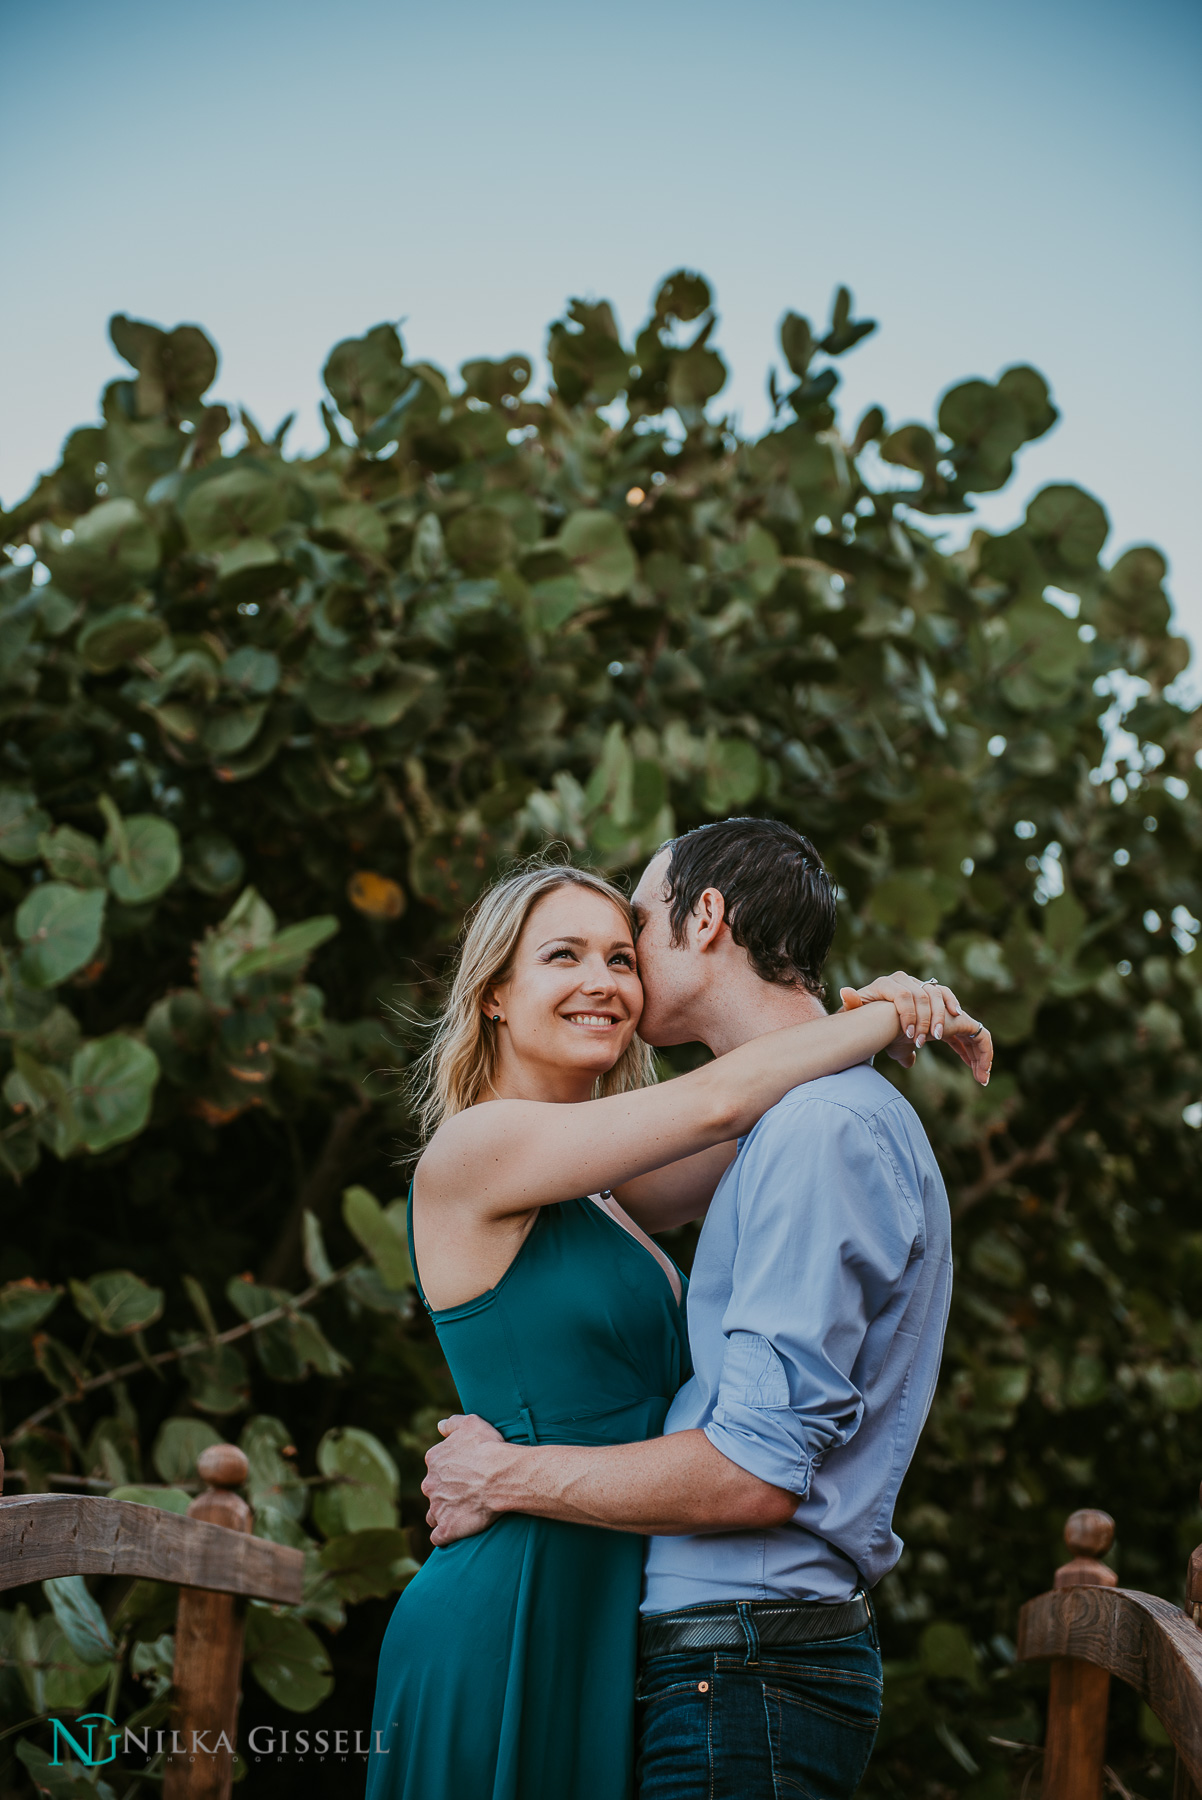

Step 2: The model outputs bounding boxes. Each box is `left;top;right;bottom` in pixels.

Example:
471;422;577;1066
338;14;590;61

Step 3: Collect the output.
631;817;838;1047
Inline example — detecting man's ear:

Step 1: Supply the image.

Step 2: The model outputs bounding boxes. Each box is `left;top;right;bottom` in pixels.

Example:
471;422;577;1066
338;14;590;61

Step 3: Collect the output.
693;887;728;953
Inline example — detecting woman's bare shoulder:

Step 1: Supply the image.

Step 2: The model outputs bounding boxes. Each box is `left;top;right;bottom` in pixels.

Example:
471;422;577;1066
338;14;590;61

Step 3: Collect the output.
414;1097;532;1199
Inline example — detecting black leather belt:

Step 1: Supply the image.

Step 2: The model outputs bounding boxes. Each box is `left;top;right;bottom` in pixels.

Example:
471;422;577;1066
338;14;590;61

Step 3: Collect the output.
639;1593;871;1659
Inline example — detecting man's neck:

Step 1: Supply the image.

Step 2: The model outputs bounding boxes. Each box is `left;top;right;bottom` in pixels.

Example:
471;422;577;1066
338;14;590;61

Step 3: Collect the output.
693;980;828;1058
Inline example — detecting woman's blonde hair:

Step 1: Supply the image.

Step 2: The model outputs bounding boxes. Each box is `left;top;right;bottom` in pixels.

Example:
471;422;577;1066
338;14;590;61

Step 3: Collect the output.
409;857;657;1141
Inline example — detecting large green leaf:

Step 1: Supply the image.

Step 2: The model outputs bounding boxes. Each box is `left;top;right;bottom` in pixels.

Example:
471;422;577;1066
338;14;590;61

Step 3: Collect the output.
227;915;339;981
244;1605;333;1713
314;1426;399;1534
240;1414;307;1524
70;1269;165;1336
12;1605;114;1714
184;829;245;896
702;739;761;814
1024;482;1109;570
222;645;280;696
557;509;637;598
0;788;52;864
43;1577;117;1665
180;1339;252;1414
70;1035;159;1150
39;824;106;888
342;1186;413;1291
110;313;219;412
0;1278;61;1335
77;603;166;673
108;1484;192;1514
17;883;106;987
152;1416;223;1482
182;468;289;552
105;813;182;904
323;322;409;428
318;1528;418;1601
43;497;160;599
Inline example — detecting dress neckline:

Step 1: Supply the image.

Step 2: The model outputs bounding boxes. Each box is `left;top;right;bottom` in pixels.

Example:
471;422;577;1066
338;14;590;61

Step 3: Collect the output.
588;1192;683;1306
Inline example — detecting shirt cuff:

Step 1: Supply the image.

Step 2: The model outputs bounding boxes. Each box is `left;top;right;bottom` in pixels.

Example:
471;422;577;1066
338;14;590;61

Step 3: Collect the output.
704;1409;811;1498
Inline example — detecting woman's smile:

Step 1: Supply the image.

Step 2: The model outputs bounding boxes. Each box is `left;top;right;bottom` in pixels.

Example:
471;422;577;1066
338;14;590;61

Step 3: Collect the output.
562;1010;623;1030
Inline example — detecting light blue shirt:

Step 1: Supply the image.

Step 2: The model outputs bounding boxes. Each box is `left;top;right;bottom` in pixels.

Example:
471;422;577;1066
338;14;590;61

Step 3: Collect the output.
642;1062;952;1612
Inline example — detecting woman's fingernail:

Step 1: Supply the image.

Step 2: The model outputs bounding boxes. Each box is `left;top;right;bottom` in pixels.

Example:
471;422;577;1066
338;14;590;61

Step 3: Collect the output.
916;1033;926;1047
906;1026;915;1039
934;1024;943;1039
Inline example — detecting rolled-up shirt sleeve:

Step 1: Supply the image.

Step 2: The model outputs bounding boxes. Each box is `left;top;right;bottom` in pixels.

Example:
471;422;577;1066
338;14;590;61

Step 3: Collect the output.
704;1095;918;1496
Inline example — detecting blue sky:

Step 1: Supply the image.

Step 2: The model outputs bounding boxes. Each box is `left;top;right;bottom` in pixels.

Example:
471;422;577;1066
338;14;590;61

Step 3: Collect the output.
3;0;1199;676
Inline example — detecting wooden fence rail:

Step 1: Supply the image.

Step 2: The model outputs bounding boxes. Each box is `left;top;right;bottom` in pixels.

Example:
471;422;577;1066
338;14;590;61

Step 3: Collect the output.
0;1443;303;1800
1017;1490;1202;1800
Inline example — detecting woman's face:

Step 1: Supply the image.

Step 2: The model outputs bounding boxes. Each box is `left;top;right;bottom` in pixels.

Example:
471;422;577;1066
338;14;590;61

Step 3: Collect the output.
485;886;644;1089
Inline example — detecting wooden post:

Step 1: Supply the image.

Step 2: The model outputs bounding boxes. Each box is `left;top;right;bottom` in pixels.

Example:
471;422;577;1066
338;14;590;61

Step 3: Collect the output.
162;1445;252;1800
1041;1508;1117;1800
1175;1483;1202;1800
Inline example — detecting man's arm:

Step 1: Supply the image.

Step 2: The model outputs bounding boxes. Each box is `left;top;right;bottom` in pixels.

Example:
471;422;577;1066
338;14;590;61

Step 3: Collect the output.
422;1416;796;1546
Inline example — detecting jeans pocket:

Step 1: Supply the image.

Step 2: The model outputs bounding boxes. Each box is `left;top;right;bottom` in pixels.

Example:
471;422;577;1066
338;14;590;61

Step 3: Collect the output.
762;1676;881;1799
636;1666;716;1799
636;1653;714;1704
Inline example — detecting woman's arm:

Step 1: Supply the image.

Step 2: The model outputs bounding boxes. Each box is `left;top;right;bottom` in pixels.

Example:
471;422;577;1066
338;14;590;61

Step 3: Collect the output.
615;973;991;1235
418;999;908;1220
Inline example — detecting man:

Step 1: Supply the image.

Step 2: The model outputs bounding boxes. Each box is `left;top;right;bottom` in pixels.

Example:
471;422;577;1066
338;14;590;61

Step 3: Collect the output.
423;817;986;1799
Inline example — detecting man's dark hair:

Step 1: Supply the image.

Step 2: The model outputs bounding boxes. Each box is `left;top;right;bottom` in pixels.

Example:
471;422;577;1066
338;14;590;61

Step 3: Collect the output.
662;817;837;995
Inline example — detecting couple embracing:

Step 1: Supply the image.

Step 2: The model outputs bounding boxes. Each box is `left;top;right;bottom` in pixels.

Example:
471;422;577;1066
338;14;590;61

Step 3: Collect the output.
365;817;992;1800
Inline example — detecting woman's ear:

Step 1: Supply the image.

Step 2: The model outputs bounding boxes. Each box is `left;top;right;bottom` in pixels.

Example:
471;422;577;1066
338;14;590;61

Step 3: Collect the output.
481;987;504;1025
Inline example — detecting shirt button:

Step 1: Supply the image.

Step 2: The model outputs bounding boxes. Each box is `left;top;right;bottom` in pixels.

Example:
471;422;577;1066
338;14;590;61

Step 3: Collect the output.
698;1682;709;1693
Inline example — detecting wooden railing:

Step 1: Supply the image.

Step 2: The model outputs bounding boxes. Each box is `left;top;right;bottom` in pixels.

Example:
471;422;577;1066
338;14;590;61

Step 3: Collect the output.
1017;1489;1202;1799
0;1442;303;1800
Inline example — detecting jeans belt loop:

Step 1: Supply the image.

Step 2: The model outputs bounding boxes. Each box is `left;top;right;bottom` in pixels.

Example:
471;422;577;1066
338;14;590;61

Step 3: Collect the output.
735;1600;760;1665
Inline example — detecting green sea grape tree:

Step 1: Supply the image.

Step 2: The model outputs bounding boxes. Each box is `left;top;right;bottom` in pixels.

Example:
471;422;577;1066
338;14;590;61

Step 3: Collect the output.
0;272;1199;1798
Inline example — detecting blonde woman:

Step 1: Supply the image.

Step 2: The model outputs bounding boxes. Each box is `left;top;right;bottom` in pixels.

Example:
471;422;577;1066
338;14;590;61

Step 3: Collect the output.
366;838;989;1800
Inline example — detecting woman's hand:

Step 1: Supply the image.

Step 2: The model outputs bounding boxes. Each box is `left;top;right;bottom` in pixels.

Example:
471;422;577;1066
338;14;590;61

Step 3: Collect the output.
840;972;992;1086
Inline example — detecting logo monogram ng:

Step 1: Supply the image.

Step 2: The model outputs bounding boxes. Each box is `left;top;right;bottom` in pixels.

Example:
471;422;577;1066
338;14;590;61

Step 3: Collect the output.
50;1712;119;1766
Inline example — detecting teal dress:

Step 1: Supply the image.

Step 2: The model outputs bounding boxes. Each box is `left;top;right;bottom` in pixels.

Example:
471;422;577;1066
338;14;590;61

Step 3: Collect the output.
366;1196;690;1800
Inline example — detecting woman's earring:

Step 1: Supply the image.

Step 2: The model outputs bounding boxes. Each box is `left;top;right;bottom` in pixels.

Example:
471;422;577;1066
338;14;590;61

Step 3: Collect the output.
492;1014;501;1023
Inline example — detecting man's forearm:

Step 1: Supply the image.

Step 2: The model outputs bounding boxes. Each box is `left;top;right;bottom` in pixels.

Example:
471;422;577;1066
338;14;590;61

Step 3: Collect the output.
482;1428;797;1535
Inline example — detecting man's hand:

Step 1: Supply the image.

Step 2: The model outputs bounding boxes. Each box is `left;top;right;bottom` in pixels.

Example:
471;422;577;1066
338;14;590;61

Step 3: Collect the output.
422;1413;511;1546
840;972;992;1086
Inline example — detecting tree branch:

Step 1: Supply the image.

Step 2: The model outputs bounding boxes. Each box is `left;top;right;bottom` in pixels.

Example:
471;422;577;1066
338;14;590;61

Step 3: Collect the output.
2;1260;361;1446
953;1106;1083;1218
260;1096;375;1289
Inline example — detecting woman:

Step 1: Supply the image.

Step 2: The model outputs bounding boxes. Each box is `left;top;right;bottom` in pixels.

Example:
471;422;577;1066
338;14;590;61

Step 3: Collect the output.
367;860;986;1800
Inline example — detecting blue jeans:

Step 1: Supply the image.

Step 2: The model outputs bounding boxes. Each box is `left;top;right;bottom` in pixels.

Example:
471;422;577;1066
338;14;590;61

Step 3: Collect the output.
635;1612;882;1800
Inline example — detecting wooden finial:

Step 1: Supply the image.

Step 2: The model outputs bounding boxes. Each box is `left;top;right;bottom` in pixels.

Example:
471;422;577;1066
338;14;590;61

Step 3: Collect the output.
1055;1508;1118;1589
196;1444;248;1490
167;1442;253;1800
188;1444;251;1534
